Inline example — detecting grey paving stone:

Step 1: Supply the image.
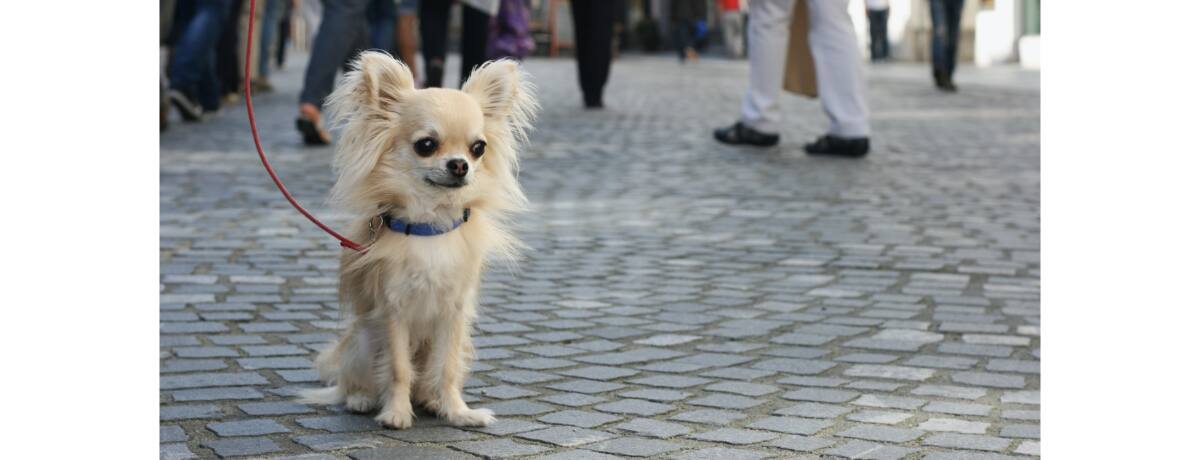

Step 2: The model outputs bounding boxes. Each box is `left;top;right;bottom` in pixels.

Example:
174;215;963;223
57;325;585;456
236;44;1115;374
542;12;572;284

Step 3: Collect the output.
172;386;264;402
705;381;779;396
687;393;765;409
852;394;928;410
517;426;616;447
382;426;481;442
668;446;772;460
558;366;640;381
539;392;607;407
463;418;547;436
619;388;693;402
612;418;691;438
750;358;836;375
769;434;838;452
160;425;187;443
483;399;558;416
781;388;859;403
160;404;223;421
951;371;1027;389
453;439;550;458
238;401;315;415
921;453;1027;460
537;410;622;428
586;437;685;457
846;410;913;424
202;437;282;458
160;372;268;390
823;440;917;460
544;379;625;394
531;450;623;460
296;415;380;432
925;401;993;416
160;443;196;460
923;433;1011;452
775;402;854;418
293;433;385;451
689;428;779;445
349;446;476;460
670;409;748;425
746;416;833;435
911;385;989;400
207;418;290;437
999;424;1040;439
836;425;925;442
595;399;674;416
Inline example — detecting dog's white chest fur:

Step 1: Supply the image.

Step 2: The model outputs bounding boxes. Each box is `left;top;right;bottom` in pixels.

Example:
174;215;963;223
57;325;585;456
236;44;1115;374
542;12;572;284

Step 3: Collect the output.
379;235;475;328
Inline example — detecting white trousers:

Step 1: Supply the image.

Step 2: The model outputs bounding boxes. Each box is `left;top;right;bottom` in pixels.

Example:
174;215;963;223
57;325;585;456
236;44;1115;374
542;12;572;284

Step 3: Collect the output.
739;0;870;137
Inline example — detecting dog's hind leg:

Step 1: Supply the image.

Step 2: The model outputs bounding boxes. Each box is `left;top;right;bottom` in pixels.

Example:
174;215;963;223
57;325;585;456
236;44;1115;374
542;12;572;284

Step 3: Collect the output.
339;325;378;412
375;316;415;429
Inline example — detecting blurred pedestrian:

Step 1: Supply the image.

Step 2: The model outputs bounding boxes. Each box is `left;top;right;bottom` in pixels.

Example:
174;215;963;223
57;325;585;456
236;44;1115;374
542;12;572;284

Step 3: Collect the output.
395;0;420;83
570;0;617;109
420;0;492;88
295;0;372;145
713;0;870;157
488;0;535;61
255;0;284;92
671;0;706;61
719;0;745;58
929;0;963;92
866;0;888;62
368;0;398;55
167;0;235;121
275;0;294;69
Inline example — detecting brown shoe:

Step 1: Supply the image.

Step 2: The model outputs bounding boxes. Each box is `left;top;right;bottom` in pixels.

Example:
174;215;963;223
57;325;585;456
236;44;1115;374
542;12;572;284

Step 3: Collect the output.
296;103;331;146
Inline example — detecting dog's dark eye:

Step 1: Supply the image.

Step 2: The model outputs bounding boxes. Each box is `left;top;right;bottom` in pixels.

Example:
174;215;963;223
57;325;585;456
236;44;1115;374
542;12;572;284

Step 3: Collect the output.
413;137;438;157
470;140;486;158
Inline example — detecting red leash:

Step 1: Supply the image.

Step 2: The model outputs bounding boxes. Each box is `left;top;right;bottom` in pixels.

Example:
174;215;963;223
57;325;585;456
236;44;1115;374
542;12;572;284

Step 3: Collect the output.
243;0;365;251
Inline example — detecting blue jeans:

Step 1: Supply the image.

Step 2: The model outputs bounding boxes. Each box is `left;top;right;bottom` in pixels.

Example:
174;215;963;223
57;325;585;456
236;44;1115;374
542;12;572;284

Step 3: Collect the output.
929;0;964;77
169;0;234;111
258;0;281;80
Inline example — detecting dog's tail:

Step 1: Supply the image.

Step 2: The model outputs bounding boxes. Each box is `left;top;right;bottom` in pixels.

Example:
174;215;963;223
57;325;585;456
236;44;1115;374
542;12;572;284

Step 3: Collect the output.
297;386;343;405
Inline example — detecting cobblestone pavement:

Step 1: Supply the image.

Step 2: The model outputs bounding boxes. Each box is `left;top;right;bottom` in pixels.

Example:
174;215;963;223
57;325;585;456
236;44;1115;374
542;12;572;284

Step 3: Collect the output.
161;55;1040;460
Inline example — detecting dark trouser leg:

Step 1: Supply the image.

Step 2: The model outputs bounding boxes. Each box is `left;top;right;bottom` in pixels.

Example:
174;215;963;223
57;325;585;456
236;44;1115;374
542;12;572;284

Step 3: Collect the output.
929;0;948;77
571;0;613;106
868;9;888;60
944;0;964;78
419;0;449;87
168;0;233;110
299;0;371;107
459;5;490;86
368;0;397;54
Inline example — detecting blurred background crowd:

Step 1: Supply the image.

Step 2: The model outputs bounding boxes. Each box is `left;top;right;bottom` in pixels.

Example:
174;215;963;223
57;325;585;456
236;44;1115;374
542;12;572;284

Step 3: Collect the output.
159;0;1039;153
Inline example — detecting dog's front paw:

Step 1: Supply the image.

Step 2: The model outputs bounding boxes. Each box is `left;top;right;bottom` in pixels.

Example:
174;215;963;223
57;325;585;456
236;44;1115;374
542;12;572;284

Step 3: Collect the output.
375;407;414;429
445;407;495;427
345;393;376;413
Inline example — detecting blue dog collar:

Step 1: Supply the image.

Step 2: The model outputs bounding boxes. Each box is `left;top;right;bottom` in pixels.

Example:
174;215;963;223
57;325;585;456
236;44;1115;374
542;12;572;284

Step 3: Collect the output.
381;209;470;236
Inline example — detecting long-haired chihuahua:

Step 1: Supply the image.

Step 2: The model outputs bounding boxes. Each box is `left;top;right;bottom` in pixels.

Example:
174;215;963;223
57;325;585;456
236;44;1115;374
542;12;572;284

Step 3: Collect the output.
300;51;537;429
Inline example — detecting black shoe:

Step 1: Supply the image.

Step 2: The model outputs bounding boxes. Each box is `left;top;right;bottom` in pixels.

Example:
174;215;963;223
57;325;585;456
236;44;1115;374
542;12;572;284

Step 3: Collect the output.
296;117;331;146
169;89;204;122
714;122;780;147
934;70;957;92
804;135;870;158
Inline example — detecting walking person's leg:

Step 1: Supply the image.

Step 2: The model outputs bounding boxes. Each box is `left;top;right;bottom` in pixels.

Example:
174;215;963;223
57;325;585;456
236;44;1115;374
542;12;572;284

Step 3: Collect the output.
420;0;450;87
867;10;884;61
459;4;490;86
297;0;371;145
881;8;889;59
929;0;951;89
944;0;965;83
258;0;279;85
804;0;870;156
395;0;420;83
168;0;233;120
571;0;613;108
714;0;793;146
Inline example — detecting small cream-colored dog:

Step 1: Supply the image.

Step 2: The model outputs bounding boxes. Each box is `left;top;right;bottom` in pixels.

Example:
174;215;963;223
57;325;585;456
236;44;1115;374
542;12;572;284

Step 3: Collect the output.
300;51;536;429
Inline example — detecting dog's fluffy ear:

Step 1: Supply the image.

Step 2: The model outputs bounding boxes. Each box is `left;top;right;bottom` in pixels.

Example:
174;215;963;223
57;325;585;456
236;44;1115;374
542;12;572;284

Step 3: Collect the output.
330;51;414;115
462;60;538;143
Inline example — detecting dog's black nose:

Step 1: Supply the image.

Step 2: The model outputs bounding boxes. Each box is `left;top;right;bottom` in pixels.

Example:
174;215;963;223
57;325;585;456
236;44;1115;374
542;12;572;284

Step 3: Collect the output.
446;159;469;177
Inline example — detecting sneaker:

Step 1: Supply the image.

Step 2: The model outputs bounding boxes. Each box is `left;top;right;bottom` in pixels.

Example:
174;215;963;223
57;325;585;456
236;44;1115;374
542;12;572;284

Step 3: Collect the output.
713;122;780;147
804;135;870;158
168;89;204;122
